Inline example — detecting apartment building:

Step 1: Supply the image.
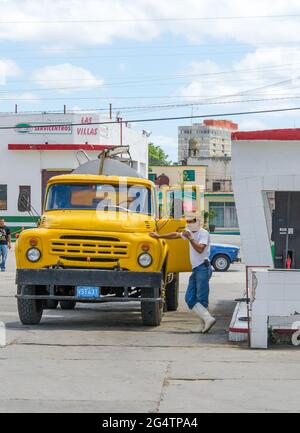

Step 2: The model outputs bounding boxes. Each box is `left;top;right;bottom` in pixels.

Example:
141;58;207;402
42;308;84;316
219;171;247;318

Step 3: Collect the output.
178;119;238;163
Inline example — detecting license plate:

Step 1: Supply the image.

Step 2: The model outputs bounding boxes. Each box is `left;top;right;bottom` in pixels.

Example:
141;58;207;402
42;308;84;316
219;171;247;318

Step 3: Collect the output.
76;286;100;299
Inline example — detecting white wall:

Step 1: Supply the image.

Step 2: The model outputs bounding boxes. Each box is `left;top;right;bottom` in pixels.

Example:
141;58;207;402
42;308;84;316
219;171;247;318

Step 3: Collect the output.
232;139;300;266
187;156;232;191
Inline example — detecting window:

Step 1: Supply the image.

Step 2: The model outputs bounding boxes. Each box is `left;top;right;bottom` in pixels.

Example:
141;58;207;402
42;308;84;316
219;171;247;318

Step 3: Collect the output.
0;185;7;210
183;170;195;182
18;186;31;212
209;202;238;229
45;183;153;216
213;182;221;192
148;173;157;182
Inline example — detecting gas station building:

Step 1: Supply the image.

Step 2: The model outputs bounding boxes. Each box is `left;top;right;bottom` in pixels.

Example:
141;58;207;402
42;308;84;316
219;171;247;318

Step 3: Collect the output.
0;111;148;234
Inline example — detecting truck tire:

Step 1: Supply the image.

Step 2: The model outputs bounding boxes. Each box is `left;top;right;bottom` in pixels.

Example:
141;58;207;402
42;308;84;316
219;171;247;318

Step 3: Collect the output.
60;300;77;310
165;273;179;312
44;300;59;310
141;287;163;326
17;285;43;325
212;254;230;272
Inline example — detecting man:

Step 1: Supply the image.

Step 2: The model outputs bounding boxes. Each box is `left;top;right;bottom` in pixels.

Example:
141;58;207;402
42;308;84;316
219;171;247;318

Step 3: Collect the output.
0;218;11;272
150;216;216;333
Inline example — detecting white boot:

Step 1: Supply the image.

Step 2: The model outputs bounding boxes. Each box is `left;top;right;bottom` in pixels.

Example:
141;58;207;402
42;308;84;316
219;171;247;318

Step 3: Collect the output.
190;305;205;333
192;303;216;334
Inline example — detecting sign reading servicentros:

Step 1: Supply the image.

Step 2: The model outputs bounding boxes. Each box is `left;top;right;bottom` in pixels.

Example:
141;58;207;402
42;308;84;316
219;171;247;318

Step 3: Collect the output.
15;122;72;135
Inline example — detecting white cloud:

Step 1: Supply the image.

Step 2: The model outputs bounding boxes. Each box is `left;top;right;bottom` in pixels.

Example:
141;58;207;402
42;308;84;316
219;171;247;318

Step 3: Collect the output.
0;58;21;85
178;47;300;118
31;63;104;93
0;1;300;46
151;134;178;162
119;63;127;72
237;119;269;131
0;92;40;108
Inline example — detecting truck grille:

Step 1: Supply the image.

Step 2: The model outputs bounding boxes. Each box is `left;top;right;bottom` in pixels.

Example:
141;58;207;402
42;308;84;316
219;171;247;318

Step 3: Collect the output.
50;236;130;261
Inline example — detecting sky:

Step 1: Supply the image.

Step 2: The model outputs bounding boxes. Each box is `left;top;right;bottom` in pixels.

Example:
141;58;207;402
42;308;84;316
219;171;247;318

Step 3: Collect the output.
2;1;300;162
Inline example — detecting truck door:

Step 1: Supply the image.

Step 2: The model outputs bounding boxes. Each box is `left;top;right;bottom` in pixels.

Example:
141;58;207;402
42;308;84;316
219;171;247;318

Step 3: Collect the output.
157;186;204;273
41;169;72;212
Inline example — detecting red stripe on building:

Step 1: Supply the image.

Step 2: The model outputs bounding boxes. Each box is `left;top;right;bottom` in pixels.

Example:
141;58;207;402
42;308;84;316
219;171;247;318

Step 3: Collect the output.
8;144;115;151
232;129;300;141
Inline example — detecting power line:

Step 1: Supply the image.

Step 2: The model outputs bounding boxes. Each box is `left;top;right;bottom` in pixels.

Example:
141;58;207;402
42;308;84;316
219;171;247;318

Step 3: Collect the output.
3;41;300;54
1;75;299;95
3;90;300;104
7;47;300;61
1;67;300;101
2;73;300;104
1;14;300;24
95;96;300;111
2;94;300;103
1;106;300;130
5;62;300;85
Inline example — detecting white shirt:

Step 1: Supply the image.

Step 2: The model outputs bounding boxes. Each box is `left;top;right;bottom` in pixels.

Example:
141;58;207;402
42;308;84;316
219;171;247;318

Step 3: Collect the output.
181;228;210;269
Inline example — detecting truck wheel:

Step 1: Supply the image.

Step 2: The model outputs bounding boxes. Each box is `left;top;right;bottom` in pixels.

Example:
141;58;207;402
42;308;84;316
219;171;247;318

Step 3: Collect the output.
44;300;59;310
212;254;230;272
141;287;163;326
17;285;43;325
60;300;77;310
165;273;179;312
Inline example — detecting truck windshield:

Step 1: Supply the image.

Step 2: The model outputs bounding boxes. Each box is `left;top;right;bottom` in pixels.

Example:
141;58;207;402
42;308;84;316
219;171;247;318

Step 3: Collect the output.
45;183;153;216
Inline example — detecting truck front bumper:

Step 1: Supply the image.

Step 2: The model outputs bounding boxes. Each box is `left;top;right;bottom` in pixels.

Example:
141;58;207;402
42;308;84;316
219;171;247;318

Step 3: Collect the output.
16;269;162;303
234;257;242;263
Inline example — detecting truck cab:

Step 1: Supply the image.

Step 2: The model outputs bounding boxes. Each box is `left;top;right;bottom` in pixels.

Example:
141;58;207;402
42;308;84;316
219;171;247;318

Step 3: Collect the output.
15;159;202;327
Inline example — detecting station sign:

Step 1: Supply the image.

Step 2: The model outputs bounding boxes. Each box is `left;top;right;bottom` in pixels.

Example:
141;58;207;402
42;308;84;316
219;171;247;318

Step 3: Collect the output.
15;122;72;135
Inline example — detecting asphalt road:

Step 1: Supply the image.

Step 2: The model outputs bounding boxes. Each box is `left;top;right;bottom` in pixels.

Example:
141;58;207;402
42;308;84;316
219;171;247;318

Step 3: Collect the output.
0;235;300;413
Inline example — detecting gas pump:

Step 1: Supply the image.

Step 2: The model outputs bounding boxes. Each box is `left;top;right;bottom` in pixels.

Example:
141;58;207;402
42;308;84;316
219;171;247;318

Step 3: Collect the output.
272;192;300;269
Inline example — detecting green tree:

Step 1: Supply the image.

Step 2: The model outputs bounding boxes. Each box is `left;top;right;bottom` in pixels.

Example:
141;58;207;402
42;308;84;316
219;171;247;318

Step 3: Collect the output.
148;143;171;166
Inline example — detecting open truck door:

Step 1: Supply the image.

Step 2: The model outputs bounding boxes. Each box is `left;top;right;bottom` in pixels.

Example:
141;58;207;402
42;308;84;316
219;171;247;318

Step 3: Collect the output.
156;185;204;273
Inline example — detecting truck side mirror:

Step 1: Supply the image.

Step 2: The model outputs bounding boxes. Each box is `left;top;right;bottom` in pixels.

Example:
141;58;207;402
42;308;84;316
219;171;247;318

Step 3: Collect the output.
18;190;30;212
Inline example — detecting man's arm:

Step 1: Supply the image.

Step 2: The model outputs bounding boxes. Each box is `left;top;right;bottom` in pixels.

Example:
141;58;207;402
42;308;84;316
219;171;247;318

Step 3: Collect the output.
149;232;182;240
189;239;207;254
183;230;207;254
7;230;12;249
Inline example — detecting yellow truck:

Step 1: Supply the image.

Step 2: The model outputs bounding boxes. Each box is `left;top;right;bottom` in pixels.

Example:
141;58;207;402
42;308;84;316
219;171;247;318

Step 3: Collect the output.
15;150;202;326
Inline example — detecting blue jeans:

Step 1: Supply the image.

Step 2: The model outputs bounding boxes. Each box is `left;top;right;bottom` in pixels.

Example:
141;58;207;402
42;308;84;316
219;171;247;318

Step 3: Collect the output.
0;245;8;271
185;262;213;310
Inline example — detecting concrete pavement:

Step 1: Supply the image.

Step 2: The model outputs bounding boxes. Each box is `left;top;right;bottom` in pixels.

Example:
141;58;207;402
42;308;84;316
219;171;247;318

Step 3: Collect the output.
0;236;300;413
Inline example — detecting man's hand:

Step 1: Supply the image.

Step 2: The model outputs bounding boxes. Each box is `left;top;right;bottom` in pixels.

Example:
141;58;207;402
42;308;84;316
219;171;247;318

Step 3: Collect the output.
8;243;12;250
182;230;192;240
149;232;160;239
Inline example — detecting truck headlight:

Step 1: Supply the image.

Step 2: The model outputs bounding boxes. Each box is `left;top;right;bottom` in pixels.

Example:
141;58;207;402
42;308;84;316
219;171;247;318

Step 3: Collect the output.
26;248;41;263
138;253;153;268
